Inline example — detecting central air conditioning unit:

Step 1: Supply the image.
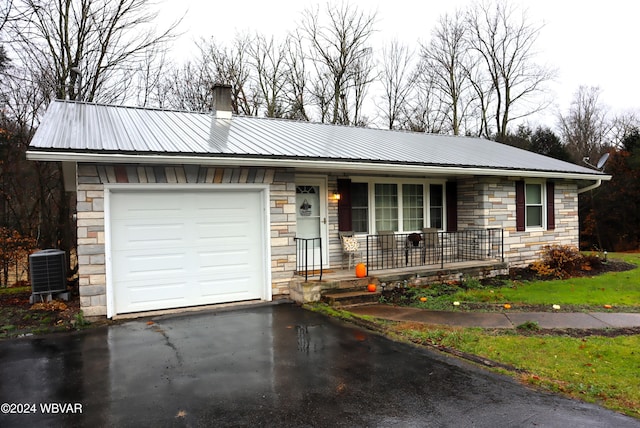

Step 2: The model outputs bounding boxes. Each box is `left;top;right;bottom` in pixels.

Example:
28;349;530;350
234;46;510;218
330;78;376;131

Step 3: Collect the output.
29;249;68;302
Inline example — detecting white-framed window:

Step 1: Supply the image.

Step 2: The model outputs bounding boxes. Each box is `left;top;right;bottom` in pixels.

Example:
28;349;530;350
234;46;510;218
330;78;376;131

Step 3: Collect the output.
525;182;544;228
350;179;445;233
351;182;369;233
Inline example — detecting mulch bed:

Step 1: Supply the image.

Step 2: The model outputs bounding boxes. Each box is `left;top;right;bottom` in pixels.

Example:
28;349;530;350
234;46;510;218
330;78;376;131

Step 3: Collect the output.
482;258;637;285
0;289;84;339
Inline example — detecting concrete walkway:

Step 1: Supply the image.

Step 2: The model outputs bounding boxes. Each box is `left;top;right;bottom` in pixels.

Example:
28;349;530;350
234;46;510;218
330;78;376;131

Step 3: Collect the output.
348;304;640;329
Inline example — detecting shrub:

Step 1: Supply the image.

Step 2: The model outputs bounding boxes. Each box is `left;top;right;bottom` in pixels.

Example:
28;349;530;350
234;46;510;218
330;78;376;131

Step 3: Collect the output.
0;228;37;287
530;245;584;279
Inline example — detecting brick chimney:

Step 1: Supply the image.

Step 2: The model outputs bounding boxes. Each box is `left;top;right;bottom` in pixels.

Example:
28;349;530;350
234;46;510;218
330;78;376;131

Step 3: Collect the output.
212;84;233;119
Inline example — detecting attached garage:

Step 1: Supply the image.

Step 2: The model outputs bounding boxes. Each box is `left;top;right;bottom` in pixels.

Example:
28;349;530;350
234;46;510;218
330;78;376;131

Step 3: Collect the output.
105;185;271;317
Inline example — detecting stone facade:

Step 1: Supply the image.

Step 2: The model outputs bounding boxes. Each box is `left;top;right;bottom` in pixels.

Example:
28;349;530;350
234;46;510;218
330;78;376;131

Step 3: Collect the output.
75;165;580;316
76;163;297;316
457;176;579;267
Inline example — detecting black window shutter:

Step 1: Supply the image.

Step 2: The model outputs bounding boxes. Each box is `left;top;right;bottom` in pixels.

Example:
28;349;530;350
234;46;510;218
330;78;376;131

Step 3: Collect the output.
546;181;555;230
446;181;458;232
337;178;352;231
516;180;525;232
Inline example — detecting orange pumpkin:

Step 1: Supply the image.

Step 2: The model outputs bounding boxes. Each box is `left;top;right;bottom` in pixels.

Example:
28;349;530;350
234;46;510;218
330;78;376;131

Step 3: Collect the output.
504;304;512;309
355;263;367;278
367;283;377;292
419;297;428;302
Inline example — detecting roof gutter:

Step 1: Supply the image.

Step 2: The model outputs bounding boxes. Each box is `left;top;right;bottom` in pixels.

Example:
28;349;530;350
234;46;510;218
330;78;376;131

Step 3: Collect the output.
26;150;612;181
577;179;603;194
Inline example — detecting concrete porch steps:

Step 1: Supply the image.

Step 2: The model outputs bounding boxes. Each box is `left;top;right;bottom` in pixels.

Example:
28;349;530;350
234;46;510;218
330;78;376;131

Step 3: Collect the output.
321;289;381;307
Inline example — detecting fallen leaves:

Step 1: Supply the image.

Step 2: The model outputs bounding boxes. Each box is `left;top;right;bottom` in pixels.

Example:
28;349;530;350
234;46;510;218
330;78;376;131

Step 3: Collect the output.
30;301;68;311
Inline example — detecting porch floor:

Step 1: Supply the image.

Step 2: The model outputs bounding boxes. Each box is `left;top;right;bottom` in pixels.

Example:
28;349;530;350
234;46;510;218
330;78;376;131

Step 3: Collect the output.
317;259;507;283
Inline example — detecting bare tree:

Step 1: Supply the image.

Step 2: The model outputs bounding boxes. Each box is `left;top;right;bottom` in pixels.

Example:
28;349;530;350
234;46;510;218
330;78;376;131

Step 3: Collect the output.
159;35;262;115
347;48;374;126
282;32;310;121
609;110;640;148
134;45;169;108
558;85;611;163
158;61;208;111
0;0;14;33
301;2;376;125
466;0;554;141
2;0;179;269
199;35;259;116
404;67;448;133
465;63;494;137
379;39;416;130
249;34;288;118
419;11;472;135
7;0;180;103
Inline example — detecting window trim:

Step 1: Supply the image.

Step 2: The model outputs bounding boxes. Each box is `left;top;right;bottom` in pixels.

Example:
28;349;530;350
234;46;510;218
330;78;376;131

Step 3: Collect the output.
349;177;447;234
517;179;548;231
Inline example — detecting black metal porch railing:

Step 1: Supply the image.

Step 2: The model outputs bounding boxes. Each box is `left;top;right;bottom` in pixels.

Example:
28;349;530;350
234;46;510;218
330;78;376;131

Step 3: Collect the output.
365;228;504;272
294;237;323;281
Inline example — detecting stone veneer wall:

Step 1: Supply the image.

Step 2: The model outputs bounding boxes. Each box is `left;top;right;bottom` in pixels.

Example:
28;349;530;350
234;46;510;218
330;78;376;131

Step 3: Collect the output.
457;176;579;267
76;163;297;317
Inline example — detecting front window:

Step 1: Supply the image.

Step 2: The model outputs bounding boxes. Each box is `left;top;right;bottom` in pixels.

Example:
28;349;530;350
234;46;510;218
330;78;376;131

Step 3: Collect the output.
375;183;398;231
350;180;445;233
429;184;443;229
351;182;369;233
525;183;543;228
402;184;424;231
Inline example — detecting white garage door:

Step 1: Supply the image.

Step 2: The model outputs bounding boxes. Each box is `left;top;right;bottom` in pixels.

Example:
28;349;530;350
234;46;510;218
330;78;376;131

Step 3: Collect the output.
108;188;268;315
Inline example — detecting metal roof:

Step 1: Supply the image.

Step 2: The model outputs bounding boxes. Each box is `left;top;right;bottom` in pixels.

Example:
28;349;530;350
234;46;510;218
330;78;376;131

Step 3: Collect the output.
27;100;609;179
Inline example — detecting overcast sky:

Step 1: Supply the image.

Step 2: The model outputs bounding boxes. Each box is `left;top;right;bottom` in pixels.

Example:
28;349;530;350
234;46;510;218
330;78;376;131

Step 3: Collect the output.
160;0;640;128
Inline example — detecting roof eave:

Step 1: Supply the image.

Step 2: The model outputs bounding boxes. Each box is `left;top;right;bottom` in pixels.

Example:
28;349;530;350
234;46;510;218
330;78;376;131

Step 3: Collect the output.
25;150;611;181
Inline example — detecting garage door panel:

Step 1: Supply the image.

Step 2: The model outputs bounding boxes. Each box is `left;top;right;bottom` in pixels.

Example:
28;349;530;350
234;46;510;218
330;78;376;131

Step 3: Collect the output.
124;284;190;312
196;218;252;230
114;222;187;249
199;277;257;299
113;197;185;219
114;252;189;277
197;247;256;265
110;189;267;315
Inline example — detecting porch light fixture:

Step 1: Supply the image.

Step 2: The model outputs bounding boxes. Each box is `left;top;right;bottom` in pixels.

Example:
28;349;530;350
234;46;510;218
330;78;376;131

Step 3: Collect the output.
333;192;341;200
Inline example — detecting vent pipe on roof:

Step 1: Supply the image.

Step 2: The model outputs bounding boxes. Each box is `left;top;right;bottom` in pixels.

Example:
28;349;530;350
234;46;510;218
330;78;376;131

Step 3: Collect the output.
212;84;233;119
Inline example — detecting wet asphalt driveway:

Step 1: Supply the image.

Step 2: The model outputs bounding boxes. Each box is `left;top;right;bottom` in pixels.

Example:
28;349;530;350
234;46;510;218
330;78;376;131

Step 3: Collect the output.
0;302;638;427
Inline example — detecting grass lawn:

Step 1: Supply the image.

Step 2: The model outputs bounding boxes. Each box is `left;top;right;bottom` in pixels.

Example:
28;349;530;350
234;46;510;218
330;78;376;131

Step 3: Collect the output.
383;322;640;418
398;253;640;312
453;253;640;309
309;253;640;418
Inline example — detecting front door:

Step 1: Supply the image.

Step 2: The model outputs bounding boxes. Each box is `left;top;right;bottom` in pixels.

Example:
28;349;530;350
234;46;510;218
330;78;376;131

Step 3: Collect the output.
296;179;328;269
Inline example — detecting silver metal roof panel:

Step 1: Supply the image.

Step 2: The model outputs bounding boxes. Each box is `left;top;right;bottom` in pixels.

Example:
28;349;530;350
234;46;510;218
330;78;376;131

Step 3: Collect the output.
28;100;606;177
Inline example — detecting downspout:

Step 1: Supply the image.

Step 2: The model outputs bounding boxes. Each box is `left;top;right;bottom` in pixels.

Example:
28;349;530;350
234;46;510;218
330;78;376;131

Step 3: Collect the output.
577;179;602;194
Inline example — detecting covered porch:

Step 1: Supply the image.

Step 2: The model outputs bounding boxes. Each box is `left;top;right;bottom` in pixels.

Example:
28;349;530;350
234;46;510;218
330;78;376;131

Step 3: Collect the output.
291;228;506;304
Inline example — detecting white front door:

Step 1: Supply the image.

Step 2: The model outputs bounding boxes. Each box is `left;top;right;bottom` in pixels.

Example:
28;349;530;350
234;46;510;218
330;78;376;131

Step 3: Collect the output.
296;179;328;269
